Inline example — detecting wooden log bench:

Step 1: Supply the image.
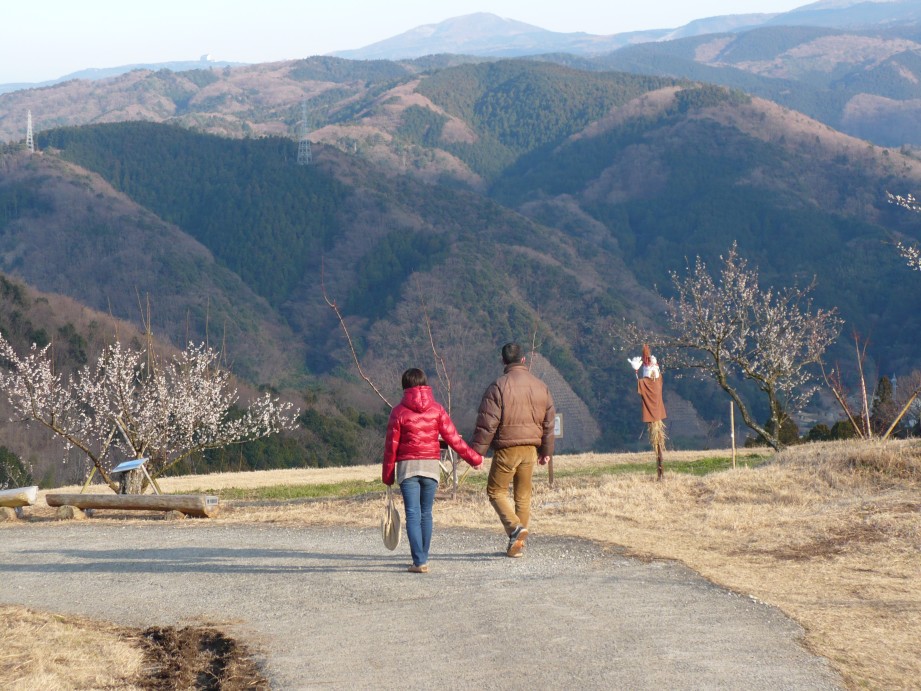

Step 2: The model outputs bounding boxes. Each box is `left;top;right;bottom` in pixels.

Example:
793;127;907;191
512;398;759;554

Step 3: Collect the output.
0;486;39;519
45;493;220;518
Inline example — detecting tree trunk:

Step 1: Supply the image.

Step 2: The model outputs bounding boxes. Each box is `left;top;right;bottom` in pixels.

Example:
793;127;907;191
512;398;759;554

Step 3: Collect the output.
118;468;145;494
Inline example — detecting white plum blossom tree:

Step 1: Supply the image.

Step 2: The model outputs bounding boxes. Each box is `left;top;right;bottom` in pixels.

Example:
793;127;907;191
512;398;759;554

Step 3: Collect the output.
887;191;921;214
897;241;921;272
0;336;298;492
886;191;921;271
624;244;842;450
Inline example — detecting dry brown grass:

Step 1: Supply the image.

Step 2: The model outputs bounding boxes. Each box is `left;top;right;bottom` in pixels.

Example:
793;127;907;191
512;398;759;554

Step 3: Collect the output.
0;605;145;690
10;441;921;689
37;463;385;498
0;606;268;690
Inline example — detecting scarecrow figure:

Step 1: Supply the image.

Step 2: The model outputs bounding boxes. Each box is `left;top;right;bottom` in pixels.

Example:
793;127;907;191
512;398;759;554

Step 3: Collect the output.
629;344;667;480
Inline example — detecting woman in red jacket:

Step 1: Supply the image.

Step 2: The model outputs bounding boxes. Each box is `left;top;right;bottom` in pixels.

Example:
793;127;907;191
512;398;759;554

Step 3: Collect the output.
382;368;483;572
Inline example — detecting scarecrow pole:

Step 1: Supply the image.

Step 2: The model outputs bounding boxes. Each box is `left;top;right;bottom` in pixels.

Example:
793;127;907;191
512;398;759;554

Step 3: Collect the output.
651;420;665;480
731;402;736;469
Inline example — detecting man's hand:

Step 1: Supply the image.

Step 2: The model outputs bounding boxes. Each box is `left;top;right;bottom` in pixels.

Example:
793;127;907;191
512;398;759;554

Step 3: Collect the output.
538;455;551;466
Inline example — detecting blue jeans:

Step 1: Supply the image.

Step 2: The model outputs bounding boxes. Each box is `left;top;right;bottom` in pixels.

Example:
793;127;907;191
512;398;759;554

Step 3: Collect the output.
399;476;438;567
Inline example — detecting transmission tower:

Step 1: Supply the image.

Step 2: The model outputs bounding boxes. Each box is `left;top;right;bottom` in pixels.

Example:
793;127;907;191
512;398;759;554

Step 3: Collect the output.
26;110;34;154
297;101;311;165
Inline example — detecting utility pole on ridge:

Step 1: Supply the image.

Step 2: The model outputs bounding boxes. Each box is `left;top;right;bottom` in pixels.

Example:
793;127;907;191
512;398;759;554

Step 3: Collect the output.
26;110;34;154
297;101;311;166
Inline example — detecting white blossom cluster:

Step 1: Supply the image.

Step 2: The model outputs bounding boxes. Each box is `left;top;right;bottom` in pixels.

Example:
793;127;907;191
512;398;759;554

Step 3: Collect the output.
624;244;842;449
897;241;921;272
885;193;921;271
0;336;298;485
886;191;921;213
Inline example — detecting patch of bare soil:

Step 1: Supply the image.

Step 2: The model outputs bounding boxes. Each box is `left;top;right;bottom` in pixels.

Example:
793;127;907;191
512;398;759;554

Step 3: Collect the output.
139;625;268;690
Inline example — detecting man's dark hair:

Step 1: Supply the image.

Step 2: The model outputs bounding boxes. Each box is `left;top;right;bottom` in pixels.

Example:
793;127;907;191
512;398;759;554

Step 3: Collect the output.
401;368;427;389
501;342;523;365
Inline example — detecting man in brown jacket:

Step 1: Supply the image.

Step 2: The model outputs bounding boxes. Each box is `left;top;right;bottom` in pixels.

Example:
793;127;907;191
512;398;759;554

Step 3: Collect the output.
473;342;555;557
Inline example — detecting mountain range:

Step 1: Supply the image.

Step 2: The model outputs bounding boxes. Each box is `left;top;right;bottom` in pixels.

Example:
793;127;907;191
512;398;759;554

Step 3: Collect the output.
330;1;921;60
5;1;916;94
3;6;921;480
5;3;921;149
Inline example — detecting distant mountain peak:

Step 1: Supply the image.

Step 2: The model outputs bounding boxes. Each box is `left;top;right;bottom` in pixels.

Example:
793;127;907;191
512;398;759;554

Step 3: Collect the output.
331;12;559;60
414;12;546;35
795;0;898;9
327;2;921;61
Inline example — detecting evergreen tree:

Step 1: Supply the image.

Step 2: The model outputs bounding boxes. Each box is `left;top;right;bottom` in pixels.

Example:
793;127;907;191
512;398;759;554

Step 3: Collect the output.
870;375;897;435
0;446;31;489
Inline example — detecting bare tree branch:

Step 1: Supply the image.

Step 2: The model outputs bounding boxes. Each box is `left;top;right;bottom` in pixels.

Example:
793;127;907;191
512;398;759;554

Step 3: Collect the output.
321;260;393;409
528;309;543;373
821;362;867;439
883;389;921;439
853;333;873;436
420;294;451;414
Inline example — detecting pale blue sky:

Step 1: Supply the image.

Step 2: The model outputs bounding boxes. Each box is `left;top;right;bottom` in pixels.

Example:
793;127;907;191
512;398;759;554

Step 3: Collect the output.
2;1;811;84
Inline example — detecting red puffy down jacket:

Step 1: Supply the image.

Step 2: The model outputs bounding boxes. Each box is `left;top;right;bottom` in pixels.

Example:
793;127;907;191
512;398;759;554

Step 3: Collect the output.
382;385;483;486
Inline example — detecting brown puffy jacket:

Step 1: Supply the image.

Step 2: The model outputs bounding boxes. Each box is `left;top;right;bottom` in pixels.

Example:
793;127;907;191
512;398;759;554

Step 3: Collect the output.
472;362;555;457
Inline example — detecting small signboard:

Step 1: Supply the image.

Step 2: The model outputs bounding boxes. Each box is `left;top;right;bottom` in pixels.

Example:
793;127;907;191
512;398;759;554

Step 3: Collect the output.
109;458;161;495
111;458;149;474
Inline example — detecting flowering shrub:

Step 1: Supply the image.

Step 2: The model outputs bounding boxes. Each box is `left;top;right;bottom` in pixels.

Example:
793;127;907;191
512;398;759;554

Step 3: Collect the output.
0;337;298;489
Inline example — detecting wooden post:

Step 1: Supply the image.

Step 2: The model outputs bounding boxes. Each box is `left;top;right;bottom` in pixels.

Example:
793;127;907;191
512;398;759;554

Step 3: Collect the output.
80;467;97;494
731;402;737;469
550;413;562;487
648;420;665;481
450;448;458;500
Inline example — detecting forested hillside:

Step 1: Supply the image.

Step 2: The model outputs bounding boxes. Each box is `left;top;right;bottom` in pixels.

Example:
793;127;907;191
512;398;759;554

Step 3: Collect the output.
0;56;444;144
38;124;348;307
497;85;921;369
12;125;661;453
410;62;676;179
5;56;921;464
592;24;921;148
0;149;301;384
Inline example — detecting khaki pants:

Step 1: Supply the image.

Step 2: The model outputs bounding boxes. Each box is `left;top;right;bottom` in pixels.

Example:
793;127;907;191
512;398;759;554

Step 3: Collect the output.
486;445;537;536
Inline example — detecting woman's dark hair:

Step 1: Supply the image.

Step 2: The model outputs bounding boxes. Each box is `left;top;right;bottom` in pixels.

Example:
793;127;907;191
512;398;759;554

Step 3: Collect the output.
401;368;427;389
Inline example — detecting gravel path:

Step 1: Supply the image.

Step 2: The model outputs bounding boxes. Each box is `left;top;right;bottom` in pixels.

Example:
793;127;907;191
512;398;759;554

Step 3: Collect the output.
1;522;842;690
